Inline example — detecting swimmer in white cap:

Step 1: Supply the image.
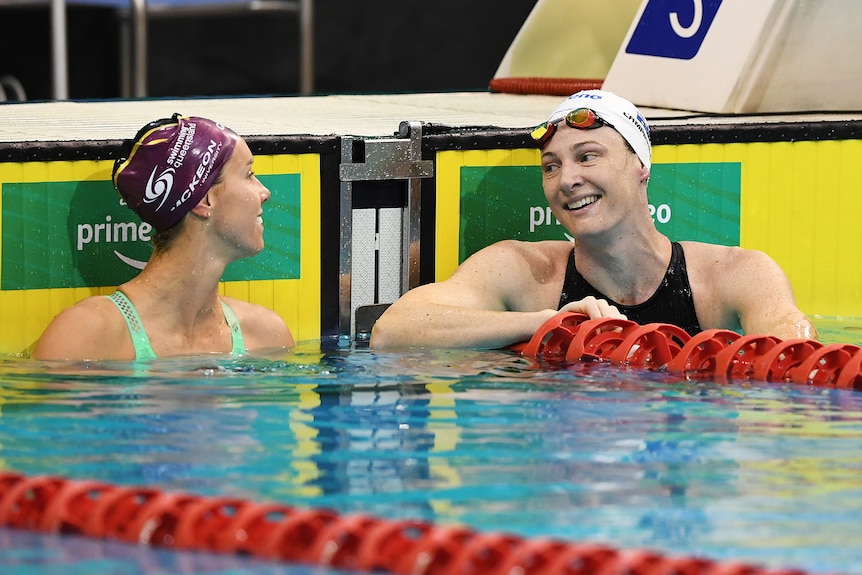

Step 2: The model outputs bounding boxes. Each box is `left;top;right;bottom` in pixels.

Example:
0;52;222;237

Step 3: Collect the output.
371;90;817;348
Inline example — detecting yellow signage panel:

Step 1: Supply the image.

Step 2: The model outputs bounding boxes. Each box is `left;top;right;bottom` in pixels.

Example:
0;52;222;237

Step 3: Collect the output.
435;140;862;320
0;154;320;356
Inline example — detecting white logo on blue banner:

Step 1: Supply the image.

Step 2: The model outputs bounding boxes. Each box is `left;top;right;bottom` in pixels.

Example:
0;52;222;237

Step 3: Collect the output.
625;0;723;60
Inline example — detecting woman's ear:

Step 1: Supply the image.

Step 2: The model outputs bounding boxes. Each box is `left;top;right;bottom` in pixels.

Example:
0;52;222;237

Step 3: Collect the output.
639;164;651;185
190;194;212;219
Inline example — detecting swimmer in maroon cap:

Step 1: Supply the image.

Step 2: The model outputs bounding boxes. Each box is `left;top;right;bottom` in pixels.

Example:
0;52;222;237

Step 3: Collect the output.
34;114;295;361
113;113;239;232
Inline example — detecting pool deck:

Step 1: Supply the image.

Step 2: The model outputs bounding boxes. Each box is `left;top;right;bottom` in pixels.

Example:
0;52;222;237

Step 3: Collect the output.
2;91;862;143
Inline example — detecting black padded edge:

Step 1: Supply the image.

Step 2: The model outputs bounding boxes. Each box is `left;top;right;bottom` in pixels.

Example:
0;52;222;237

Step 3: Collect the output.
4;119;860;163
0;135;340;163
417;118;862;152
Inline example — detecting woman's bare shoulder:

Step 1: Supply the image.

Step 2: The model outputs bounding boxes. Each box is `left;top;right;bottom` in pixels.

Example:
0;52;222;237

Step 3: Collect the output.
33;296;128;359
50;295;124;328
679;241;773;273
468;239;572;269
220;297;294;348
444;239;571;309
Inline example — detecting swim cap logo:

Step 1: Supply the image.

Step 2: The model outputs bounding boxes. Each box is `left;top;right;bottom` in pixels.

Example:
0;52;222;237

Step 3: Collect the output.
144;166;175;213
624;111;651;145
637;113;650;140
170;139;222;213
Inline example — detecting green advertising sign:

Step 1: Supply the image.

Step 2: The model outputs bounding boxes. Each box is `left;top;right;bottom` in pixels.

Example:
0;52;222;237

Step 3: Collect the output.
1;174;300;290
459;162;740;263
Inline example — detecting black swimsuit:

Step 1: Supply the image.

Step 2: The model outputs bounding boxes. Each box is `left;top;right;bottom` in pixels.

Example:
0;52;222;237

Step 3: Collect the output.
558;242;702;336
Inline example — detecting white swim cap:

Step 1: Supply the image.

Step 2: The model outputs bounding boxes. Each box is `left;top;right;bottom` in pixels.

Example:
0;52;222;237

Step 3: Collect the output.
544;90;652;170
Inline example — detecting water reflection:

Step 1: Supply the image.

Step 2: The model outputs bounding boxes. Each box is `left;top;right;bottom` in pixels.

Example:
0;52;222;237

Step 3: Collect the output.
0;344;861;573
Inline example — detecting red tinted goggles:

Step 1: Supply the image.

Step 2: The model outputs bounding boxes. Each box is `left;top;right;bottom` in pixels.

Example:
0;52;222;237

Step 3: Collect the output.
530;107;609;145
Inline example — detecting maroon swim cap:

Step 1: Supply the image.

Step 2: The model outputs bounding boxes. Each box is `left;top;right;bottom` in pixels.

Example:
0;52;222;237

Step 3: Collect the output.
113;114;238;231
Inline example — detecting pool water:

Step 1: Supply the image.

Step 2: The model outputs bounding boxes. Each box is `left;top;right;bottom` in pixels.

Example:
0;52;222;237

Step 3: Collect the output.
1;321;862;574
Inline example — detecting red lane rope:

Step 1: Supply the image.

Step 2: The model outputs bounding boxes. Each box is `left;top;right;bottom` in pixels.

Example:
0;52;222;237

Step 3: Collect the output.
517;312;862;390
0;471;816;575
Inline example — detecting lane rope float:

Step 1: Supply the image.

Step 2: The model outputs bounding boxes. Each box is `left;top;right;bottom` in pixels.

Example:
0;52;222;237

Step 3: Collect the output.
0;471;818;575
516;313;862;390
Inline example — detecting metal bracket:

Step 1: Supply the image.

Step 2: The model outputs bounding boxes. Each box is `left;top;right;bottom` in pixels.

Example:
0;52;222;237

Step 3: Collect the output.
337;121;434;341
339;122;434;181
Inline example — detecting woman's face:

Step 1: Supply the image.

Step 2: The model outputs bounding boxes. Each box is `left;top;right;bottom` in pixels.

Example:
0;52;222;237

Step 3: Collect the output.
207;137;271;257
539;123;649;242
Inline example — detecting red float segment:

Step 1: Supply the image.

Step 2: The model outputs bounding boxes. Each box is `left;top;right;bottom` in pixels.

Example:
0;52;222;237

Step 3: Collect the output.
310;514;385;568
261;507;340;562
608;323;691;368
448;532;524;575
0;471;829;575
835;348;862;390
0;474;65;530
211;501;297;555
790;343;862;387
492;537;576;575
87;486;185;544
565;317;638;362
519;312;590;359
353;519;433;573
664;329;740;377
41;479;113;535
174;497;251;550
394;524;476;575
711;335;782;382
750;339;822;383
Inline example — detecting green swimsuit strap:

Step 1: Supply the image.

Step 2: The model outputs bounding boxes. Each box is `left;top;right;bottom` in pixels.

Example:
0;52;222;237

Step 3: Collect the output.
108;292;246;358
220;300;246;355
107;291;158;361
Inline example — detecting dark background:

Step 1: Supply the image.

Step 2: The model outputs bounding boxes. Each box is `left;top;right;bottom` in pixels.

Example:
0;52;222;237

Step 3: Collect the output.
0;1;537;100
